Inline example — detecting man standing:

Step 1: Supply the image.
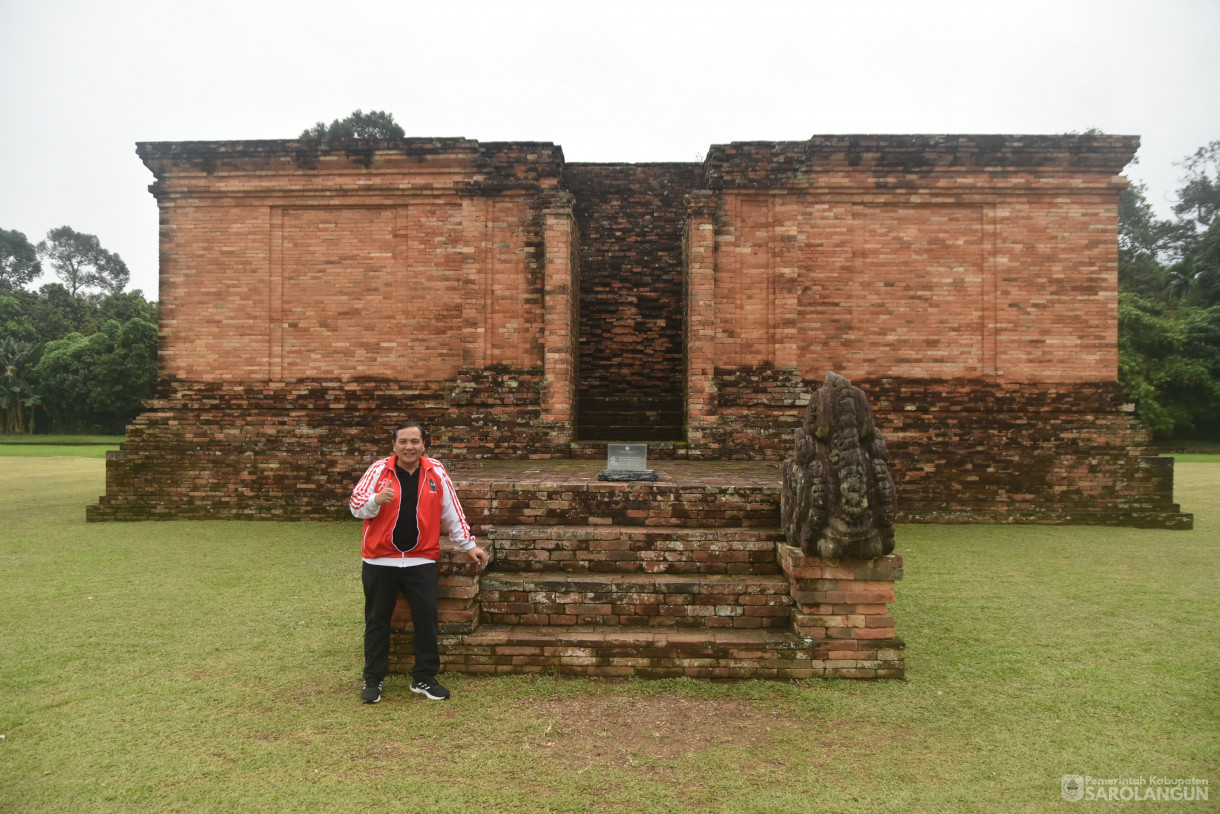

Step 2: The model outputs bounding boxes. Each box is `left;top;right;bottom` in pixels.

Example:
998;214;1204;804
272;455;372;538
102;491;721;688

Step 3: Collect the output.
349;421;487;703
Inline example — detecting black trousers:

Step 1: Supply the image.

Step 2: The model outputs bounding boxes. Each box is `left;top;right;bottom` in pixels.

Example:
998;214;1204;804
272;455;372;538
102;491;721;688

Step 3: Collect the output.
362;561;440;683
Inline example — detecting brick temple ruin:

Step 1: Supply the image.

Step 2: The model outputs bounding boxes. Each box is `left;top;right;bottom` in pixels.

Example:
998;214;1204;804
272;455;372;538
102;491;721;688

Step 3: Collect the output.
88;133;1192;679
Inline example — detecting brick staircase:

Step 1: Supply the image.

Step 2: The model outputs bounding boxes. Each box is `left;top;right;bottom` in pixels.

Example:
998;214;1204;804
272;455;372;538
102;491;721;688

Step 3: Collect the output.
388;467;905;680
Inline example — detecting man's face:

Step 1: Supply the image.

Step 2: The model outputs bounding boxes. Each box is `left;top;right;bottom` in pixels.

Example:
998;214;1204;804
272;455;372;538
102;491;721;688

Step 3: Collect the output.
393;427;425;470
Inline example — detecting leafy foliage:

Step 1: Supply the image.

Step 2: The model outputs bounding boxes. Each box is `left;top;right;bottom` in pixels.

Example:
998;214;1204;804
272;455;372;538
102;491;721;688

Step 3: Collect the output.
34;318;158;434
1118;142;1220;441
0;228;42;290
0;335;42;434
36;225;130;296
1118;295;1220;437
0;283;157;434
1171;140;1220;233
0;294;38;343
300;109;405;142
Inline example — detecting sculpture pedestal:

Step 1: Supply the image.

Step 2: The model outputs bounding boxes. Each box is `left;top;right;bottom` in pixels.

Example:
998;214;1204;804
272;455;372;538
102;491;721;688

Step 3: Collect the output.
597;469;658;481
776;544;906;679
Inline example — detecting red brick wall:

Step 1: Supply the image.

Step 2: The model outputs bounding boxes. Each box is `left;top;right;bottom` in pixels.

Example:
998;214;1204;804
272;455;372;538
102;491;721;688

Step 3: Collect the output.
706;149;1125;383
157;204;273;381
92;134;1186;528
143;139;560;384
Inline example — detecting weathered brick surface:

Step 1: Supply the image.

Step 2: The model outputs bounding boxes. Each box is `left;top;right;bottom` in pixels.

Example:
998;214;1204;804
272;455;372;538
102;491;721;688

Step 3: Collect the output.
478;571;792;629
459;482;780;534
566;163;701;440
388;520;905;680
87;372;558;520
700;137;1131;382
427;625;902;679
694;375;1190;528
487;526;784;574
90;379;1188;529
140;139;560;384
541;193;578;427
93;133;1186;530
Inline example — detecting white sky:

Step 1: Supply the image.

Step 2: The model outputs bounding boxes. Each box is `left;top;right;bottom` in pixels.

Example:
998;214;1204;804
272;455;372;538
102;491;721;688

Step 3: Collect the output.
2;0;1217;298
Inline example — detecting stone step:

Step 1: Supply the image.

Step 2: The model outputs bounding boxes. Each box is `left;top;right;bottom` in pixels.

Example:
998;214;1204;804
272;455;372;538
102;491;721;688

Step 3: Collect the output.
459;481;780;530
478;570;793;629
487;525;784;574
434;624;905;680
389;547;907;680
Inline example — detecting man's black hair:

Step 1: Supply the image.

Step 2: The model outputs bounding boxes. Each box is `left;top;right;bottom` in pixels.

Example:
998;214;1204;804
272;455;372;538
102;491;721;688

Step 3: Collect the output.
393;420;428;447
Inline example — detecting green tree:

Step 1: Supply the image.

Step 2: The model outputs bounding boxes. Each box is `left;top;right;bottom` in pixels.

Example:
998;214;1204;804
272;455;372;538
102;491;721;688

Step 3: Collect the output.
35;318;158;433
300;109;405;142
0;335;43;434
0;295;38;343
1192;218;1220;307
0;228;42;291
97;289;158;325
36;226;130;296
1118;293;1220;438
1117;183;1170;299
1172;140;1220;231
24;283;100;341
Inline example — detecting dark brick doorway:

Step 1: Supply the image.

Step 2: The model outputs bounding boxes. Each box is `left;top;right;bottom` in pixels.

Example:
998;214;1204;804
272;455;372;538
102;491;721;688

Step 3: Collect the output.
566;163;701;442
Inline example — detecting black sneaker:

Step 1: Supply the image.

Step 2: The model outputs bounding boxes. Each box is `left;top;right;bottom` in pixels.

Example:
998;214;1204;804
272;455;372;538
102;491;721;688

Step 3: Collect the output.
361;679;383;704
410;677;451;700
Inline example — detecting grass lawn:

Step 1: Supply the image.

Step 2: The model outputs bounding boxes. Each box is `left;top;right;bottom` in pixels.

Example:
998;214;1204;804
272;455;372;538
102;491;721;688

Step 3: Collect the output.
0;435;125;445
0;445;119;459
0;460;1216;813
0;436;123;459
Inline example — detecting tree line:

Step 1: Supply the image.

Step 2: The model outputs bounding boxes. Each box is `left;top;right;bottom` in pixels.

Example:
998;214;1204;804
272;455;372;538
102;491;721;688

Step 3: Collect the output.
1;226;157;434
1117;141;1220;441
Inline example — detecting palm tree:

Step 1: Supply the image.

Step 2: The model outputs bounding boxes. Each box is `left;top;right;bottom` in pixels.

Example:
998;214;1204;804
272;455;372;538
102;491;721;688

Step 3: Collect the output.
0;336;42;434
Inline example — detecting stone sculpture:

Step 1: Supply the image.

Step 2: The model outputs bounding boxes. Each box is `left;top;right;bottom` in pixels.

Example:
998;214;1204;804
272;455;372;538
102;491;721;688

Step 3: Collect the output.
782;372;897;559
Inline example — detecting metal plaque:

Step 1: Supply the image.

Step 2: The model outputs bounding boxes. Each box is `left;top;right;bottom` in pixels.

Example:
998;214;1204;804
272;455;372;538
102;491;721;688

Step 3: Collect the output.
606;443;647;471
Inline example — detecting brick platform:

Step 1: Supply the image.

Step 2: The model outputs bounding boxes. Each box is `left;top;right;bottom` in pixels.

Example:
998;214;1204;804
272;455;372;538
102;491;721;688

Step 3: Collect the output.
386;466;906;680
88;386;1192;529
447;458;1189;532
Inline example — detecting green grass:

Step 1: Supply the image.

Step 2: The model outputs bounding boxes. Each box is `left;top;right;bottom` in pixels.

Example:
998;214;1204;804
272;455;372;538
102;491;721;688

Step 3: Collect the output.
1;460;1216;813
1156;439;1220;456
0;436;123;459
0;435;125;445
0;445;118;458
1166;453;1220;463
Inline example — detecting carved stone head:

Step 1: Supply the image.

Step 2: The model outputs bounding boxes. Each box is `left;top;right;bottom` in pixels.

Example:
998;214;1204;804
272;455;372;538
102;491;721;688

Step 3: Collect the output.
782;371;896;559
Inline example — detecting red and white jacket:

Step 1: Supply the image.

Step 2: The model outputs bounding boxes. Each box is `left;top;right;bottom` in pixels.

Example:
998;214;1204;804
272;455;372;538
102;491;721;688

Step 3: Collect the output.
349;455;475;562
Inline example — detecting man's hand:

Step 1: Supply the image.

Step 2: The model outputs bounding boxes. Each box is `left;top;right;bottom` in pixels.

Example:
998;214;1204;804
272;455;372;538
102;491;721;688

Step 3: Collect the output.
373;484;395;506
465;546;488;569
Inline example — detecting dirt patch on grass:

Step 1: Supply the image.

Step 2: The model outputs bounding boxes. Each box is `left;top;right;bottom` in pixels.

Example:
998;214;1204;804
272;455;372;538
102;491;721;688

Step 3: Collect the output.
521;694;807;764
497;692;892;809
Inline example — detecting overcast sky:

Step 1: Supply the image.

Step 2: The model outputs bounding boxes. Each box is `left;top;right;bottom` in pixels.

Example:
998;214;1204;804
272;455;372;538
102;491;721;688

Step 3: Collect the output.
2;0;1217;298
